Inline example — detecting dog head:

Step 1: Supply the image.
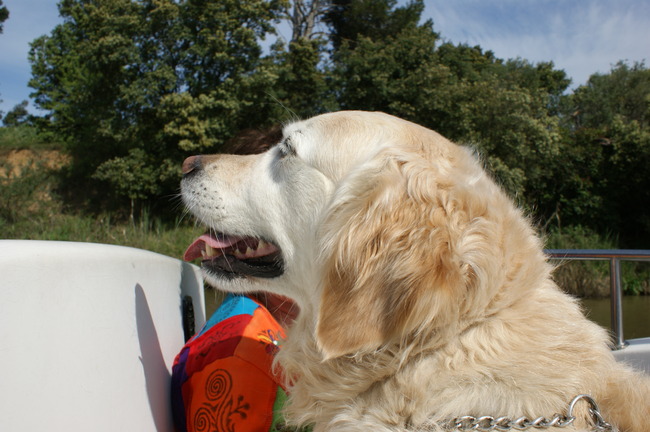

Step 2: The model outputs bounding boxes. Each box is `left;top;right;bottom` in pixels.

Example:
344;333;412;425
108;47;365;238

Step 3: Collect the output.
182;111;539;359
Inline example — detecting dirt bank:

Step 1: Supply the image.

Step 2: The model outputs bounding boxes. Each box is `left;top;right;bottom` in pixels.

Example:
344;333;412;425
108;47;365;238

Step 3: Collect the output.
0;148;70;178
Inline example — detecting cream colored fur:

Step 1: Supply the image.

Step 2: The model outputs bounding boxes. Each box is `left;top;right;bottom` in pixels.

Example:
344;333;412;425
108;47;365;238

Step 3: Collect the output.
182;111;650;431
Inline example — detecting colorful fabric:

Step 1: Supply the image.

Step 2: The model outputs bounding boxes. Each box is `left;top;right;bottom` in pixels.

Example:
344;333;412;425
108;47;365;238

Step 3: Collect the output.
172;294;287;432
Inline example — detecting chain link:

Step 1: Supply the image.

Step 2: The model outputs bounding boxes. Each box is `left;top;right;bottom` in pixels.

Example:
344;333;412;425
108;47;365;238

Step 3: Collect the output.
567;394;615;432
448;413;574;431
445;394;615;432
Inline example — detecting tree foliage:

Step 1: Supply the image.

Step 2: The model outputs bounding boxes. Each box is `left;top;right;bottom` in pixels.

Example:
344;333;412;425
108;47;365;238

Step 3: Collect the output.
563;62;650;245
29;0;286;211
3;101;31;126
326;1;568;208
0;0;8;34
0;0;9;119
324;0;425;51
26;0;650;246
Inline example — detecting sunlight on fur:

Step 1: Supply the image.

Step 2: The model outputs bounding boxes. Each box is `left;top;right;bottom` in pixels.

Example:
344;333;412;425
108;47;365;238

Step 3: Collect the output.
181;111;650;431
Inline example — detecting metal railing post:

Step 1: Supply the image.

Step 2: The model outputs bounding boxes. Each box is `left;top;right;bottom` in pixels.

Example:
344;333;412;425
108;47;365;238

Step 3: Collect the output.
545;249;650;350
609;257;626;349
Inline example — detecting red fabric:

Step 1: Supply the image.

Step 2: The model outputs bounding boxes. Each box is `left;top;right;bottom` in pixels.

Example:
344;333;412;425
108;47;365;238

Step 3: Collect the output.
172;295;286;432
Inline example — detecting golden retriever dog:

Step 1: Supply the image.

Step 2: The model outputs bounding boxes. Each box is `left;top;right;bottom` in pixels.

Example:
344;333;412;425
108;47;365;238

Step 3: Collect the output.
181;111;650;431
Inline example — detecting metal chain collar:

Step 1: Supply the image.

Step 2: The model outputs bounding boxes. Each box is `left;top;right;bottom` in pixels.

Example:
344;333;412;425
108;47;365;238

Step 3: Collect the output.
273;395;615;432
445;394;615;431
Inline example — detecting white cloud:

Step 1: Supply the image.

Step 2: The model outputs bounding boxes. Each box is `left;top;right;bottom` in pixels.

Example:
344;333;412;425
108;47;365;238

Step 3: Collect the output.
423;0;650;87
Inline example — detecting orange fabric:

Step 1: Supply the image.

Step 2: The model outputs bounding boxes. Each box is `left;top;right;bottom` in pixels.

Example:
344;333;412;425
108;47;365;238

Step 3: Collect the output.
172;295;286;432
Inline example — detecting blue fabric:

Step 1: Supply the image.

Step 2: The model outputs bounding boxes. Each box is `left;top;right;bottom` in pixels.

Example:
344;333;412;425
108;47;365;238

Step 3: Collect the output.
197;293;259;336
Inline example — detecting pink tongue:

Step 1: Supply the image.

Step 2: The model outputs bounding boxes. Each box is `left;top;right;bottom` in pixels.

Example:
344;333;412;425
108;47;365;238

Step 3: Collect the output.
183;233;243;261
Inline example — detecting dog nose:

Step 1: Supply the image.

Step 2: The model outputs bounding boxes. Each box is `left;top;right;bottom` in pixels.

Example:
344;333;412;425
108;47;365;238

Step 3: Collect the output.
182;156;202;178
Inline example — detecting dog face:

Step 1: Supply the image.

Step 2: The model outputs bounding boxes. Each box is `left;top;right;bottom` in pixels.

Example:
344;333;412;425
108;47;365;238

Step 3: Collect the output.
182;112;399;294
182;111;520;358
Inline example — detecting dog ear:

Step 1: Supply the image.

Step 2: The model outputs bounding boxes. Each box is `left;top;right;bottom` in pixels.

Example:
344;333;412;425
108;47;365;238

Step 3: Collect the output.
316;149;478;359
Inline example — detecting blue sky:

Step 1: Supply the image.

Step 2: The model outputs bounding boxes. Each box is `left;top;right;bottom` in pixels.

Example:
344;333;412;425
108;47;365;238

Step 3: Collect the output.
424;0;650;87
1;0;649;116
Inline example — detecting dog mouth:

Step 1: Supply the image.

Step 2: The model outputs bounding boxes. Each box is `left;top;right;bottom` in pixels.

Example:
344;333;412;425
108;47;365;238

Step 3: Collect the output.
183;232;284;279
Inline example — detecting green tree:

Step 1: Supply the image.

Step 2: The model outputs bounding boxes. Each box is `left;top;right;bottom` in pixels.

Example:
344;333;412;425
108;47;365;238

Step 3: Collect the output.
258;0;336;119
563;62;650;246
326;0;444;117
29;0;285;213
30;0;159;181
434;42;501;82
0;0;8;34
571;61;649;129
27;0;647;248
326;1;568;208
605;116;650;245
0;0;9;119
325;0;425;52
3;100;31;126
94;148;175;222
442;55;570;212
500;59;571;116
265;37;334;118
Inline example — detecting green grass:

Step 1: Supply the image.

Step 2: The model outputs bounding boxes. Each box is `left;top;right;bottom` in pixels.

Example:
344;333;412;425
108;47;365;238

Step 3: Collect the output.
2;210;204;260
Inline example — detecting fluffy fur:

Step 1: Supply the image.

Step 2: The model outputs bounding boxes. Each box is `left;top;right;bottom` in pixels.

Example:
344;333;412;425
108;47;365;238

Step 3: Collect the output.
181;111;650;431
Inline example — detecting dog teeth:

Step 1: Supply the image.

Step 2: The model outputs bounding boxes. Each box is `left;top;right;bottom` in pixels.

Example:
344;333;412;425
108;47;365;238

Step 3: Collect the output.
200;238;275;260
233;247;254;259
204;244;215;258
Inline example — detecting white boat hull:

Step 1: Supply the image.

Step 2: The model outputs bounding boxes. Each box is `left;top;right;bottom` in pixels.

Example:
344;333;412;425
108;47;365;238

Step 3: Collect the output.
612;337;650;374
0;241;205;431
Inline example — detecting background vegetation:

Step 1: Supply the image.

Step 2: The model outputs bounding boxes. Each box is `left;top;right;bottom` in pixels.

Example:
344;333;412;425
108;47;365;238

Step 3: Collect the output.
1;0;649;295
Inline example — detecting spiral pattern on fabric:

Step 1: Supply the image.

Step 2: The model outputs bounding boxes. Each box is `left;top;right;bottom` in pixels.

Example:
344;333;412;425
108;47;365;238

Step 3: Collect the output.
205;369;232;401
194;406;214;432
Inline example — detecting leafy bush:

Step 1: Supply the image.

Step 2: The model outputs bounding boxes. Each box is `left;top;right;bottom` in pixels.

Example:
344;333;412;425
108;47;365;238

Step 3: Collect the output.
0;125;51;150
546;226;649;296
0;159;60;227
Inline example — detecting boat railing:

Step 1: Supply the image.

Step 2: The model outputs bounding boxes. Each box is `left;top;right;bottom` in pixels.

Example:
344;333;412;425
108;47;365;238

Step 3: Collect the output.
544;249;650;350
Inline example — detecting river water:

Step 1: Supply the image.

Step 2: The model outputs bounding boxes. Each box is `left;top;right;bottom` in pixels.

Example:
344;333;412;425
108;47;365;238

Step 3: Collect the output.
581;295;650;340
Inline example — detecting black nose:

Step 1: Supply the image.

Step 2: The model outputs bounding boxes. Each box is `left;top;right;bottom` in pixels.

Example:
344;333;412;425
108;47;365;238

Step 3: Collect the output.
182;155;202;178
